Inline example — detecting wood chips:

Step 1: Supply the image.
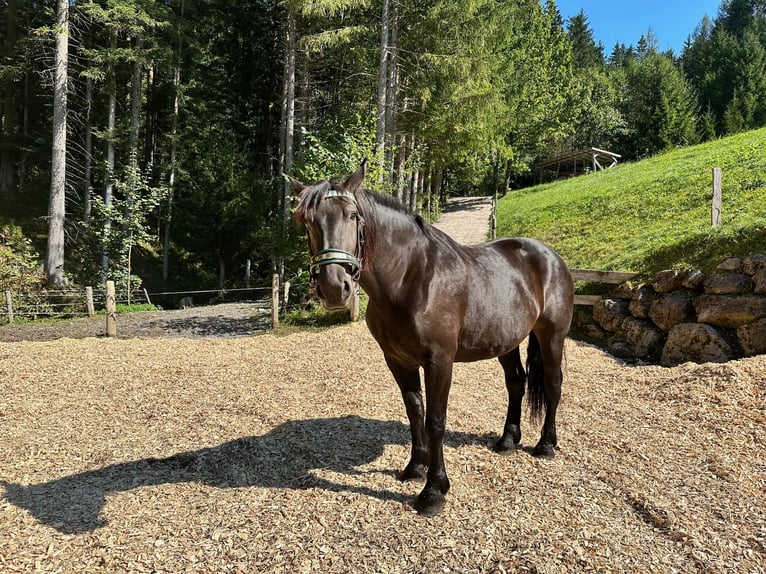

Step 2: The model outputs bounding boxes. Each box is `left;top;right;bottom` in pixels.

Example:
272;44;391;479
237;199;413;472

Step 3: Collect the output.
1;323;764;573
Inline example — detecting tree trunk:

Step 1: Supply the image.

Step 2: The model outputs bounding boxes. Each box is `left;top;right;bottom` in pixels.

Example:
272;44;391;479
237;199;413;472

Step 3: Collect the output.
101;29;117;277
375;0;389;179
127;36;142;208
83;75;93;222
394;132;406;202
19;60;29;195
163;0;184;282
0;0;18;195
44;0;68;286
277;9;296;283
409;134;419;212
218;256;226;291
384;1;398;180
281;10;296;226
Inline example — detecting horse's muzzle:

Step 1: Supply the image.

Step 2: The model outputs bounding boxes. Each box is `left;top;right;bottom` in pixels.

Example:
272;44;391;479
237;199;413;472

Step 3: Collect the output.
314;265;355;310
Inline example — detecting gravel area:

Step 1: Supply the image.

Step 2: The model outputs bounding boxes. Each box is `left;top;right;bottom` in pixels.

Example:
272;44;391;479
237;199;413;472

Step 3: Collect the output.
0;301;272;342
0;324;764;573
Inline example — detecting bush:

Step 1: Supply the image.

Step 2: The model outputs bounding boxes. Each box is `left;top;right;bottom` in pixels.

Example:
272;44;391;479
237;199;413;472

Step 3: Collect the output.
0;225;46;293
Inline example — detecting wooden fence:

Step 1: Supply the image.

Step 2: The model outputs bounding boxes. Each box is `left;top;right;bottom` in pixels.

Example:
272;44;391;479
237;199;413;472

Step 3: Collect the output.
570;269;639;306
3;284;152;324
2;273;358;334
3;268;626;335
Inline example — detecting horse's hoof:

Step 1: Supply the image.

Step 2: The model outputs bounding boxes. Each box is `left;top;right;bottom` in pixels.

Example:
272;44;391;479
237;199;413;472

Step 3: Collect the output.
397;463;427;482
532;443;556;459
413;490;446;517
492;439;518;456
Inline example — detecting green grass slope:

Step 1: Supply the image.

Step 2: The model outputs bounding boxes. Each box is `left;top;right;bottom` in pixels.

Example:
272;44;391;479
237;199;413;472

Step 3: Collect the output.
496;128;766;277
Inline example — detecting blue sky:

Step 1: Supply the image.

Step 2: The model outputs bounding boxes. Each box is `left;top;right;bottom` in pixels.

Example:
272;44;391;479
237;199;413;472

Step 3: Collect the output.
555;0;723;55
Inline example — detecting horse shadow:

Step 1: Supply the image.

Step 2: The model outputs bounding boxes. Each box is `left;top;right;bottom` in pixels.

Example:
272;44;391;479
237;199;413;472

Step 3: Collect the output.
1;416;492;533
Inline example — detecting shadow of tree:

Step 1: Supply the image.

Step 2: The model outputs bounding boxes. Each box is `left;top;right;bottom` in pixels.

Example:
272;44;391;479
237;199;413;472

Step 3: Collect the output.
2;416;493;533
441;197;492;214
143;313;271;337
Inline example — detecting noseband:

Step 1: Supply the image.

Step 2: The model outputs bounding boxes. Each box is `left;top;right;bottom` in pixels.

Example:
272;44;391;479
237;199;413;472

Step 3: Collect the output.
308;189;365;281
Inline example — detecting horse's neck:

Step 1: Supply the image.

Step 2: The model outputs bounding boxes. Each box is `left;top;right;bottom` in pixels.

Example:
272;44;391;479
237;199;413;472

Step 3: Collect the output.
360;205;428;304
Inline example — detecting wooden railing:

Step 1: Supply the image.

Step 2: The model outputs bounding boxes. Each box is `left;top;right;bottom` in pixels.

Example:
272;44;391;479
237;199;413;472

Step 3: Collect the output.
570;269;639;306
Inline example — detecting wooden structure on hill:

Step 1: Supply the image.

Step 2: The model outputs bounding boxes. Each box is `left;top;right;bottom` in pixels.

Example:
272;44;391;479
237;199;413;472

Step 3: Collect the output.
537;147;621;183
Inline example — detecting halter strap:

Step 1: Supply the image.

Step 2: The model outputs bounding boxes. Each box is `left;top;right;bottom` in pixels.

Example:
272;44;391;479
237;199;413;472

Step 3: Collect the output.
307;188;364;280
323;189;356;201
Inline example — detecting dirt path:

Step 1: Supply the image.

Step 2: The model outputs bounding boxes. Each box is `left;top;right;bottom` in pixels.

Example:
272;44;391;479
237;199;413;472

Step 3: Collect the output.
433;196;493;244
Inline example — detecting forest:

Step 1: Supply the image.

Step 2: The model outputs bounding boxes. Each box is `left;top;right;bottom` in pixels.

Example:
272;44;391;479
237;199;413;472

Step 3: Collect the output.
1;0;766;294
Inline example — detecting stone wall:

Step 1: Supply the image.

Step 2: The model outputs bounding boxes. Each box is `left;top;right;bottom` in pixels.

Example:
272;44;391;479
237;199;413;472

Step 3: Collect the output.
571;254;766;366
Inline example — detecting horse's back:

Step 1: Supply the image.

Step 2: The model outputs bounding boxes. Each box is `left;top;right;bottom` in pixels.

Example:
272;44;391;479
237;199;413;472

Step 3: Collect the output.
486;236;574;316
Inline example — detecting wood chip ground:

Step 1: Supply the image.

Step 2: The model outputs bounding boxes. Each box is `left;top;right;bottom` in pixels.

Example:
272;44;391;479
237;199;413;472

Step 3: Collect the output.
1;323;765;573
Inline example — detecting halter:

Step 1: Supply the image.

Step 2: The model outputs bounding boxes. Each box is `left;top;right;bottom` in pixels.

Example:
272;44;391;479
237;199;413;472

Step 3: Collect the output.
308;188;365;281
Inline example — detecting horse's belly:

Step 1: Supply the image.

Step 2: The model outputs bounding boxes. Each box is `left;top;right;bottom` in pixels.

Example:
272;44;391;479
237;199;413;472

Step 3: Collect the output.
455;332;527;362
455;306;534;362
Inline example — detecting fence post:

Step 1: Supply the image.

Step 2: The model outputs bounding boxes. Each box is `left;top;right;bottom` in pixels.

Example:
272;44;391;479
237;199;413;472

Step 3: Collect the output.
712;167;722;227
283;280;291;314
143;287;152;307
348;288;360;322
4;291;13;323
85;286;95;317
271;274;279;329
105;280;117;337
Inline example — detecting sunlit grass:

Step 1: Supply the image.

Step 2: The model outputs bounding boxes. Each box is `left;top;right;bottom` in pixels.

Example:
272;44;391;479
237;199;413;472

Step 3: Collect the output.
497;127;766;277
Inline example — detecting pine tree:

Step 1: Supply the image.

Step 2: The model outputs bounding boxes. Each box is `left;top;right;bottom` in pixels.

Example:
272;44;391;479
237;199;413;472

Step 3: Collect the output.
566;10;604;69
44;0;69;287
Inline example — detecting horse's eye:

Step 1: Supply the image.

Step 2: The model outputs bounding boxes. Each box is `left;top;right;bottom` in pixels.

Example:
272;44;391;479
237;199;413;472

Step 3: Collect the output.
350;212;358;221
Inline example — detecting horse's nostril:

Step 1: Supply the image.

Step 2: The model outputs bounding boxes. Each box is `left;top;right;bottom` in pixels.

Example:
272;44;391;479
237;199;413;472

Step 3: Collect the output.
343;280;352;298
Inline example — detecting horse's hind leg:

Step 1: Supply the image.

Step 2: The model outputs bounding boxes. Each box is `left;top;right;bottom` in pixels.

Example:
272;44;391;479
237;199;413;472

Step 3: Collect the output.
493;347;526;454
529;328;566;458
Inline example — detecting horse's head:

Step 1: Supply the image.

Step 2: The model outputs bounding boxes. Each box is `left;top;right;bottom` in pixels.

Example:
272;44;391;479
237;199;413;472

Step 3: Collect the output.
293;160;367;310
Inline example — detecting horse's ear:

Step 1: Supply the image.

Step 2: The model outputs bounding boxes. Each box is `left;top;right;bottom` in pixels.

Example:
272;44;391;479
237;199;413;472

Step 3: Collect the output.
343;158;367;192
290;177;306;197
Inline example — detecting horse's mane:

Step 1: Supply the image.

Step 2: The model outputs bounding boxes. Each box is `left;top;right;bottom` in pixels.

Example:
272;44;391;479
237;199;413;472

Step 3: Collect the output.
294;180;333;225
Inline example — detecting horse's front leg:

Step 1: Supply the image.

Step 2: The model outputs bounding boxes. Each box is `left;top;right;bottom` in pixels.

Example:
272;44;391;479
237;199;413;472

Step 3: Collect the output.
384;356;428;481
414;354;454;517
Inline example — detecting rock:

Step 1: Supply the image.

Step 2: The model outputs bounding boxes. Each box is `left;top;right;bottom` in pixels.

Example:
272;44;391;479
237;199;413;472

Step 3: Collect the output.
695;294;766;329
717;257;742;272
593;299;630;332
681;269;706;291
617;317;665;360
661;323;738;366
629;286;655;320
576;323;609;343
612;283;636;300
742;254;766;275
737;318;766;357
652;270;684;294
607;339;633;361
703;273;754;295
753;269;766;295
648;292;695;331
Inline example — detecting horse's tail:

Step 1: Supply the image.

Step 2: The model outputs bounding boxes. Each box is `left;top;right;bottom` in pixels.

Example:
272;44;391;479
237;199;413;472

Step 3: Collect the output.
526;331;545;423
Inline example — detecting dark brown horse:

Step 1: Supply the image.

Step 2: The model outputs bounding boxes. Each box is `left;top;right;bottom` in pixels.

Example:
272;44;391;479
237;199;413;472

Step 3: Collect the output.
292;160;574;516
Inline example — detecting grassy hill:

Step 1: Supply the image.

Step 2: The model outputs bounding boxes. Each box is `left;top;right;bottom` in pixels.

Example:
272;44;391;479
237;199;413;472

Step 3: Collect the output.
496;127;766;278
